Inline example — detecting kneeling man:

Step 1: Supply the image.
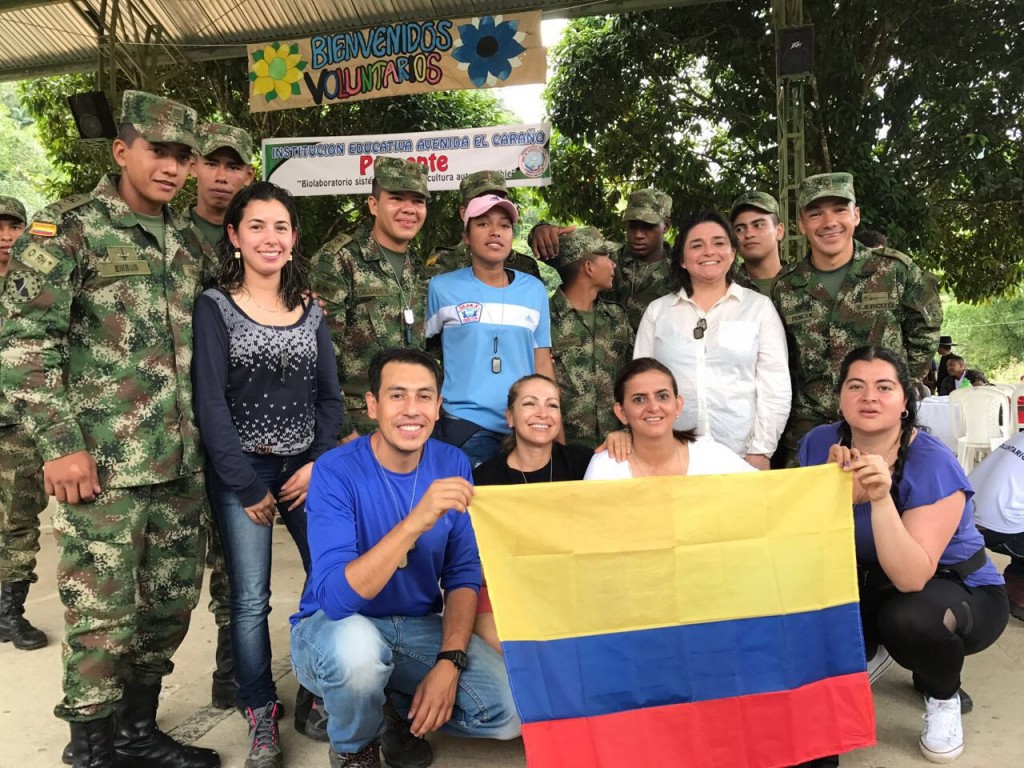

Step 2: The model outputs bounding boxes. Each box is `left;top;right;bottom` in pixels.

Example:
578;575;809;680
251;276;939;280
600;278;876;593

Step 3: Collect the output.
290;348;520;768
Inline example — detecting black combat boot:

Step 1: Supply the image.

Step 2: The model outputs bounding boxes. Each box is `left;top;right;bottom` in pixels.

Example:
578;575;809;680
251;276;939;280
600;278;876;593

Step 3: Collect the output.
0;580;48;650
68;716;117;768
114;681;221;768
210;625;236;709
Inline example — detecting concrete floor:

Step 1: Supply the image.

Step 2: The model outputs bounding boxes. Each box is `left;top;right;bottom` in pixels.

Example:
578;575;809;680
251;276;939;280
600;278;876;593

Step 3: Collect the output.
2;507;1021;768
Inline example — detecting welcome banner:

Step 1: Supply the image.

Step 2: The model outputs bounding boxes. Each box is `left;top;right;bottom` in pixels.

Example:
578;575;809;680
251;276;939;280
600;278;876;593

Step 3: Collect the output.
262;123;551;196
247;12;545;112
471;465;875;768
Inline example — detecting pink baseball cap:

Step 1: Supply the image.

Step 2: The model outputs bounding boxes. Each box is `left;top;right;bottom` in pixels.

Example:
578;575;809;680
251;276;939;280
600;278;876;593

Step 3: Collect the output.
462;194;519;226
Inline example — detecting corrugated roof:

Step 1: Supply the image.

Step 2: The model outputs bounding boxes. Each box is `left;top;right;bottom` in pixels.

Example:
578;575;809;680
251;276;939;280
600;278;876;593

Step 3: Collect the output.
0;0;718;82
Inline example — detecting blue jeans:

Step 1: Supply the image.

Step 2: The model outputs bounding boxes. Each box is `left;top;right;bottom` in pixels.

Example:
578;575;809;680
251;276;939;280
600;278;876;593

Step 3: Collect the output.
290;611;520;753
460;429;504;468
209;453;313;709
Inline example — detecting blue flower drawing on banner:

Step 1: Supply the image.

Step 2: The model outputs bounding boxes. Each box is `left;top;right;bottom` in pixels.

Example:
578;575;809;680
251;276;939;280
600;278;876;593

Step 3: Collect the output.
451;16;527;88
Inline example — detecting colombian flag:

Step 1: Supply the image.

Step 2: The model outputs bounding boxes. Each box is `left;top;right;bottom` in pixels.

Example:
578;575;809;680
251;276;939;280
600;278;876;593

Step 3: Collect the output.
470;464;875;767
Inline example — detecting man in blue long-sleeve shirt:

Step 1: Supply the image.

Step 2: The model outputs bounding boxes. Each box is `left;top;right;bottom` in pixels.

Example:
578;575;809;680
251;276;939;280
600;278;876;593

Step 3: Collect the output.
290;348;520;768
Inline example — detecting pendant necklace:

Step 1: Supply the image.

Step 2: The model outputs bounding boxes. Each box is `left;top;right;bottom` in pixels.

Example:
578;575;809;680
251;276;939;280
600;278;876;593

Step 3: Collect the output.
485;269;510;374
510;452;554;484
372;235;415;347
371;436;421;567
631;444;686;477
240;287;289;381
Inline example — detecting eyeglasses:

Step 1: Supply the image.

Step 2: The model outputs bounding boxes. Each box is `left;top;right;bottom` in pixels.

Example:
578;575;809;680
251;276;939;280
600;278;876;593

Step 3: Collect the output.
693;318;707;340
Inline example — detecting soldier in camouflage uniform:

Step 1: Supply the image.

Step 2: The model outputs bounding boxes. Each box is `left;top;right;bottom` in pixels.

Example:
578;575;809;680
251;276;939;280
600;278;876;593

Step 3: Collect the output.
423;170;543;281
530;188;674;330
771;172;942;466
0;195;49;651
730;191;785;295
548;226;634;447
310;156;430;438
189;122;256;710
0;92;219;768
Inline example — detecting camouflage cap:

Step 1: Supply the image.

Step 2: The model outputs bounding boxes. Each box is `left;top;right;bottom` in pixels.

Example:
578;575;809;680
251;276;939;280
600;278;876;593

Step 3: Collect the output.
460;170;507;205
551;226;621;270
0;195;27;223
374;156;429;196
198;122;253;162
119;90;199;151
623;188;672;224
729;191;779;221
797;172;856;210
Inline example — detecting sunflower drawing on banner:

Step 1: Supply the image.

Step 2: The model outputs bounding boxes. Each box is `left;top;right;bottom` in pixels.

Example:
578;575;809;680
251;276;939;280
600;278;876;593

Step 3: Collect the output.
451;16;527;87
250;42;308;103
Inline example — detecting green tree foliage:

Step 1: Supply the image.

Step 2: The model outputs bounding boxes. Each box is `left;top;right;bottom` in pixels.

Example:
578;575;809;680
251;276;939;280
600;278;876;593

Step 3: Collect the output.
0;83;68;216
941;292;1024;380
17;60;516;257
545;2;1024;301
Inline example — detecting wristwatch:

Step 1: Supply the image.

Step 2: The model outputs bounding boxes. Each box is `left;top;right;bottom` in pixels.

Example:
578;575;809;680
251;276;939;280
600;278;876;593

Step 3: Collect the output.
436;650;469;672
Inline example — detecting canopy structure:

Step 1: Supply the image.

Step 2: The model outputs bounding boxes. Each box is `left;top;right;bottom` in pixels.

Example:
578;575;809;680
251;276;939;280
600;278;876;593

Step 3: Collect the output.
0;0;810;260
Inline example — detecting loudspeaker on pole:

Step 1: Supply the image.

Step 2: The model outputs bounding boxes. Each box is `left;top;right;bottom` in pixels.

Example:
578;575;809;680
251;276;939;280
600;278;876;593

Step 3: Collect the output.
67;91;118;140
777;26;814;78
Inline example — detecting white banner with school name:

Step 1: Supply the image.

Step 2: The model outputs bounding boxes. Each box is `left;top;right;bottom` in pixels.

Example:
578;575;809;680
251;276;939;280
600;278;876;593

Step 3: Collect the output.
262;123;551;196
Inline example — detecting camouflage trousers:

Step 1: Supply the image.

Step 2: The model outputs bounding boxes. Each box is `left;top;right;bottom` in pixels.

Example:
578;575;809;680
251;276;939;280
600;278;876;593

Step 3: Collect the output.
201;497;231;629
52;472;206;722
0;423;47;583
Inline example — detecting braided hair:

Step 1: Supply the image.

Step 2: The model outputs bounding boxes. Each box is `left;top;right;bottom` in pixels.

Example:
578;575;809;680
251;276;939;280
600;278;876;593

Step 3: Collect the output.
836;346;920;507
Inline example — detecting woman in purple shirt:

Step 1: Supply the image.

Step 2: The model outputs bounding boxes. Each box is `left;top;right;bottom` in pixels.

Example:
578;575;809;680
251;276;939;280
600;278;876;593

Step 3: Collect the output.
798;346;1007;766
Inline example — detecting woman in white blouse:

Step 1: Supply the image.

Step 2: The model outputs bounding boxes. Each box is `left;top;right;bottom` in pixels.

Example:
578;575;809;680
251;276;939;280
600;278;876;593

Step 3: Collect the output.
634;209;790;469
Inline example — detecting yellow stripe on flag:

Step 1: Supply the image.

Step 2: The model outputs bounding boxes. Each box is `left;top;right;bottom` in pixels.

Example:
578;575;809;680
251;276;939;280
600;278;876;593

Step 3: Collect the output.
470;464;856;642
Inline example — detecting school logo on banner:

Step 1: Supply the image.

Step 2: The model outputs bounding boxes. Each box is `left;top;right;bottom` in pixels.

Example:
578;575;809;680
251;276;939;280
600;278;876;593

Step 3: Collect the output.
247;12;545;113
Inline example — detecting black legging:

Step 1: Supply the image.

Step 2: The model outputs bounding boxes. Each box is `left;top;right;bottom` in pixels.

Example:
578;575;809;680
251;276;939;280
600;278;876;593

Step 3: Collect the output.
793;575;1009;768
860;576;1008;700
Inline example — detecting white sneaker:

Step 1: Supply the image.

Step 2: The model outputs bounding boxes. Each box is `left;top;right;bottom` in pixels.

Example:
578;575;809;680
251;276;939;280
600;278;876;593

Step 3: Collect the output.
867;645;894;685
919;694;964;763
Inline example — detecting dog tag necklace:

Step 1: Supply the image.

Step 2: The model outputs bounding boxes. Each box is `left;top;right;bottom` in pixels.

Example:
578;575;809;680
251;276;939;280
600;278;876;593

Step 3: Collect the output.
373;236;414;347
487;269;510;374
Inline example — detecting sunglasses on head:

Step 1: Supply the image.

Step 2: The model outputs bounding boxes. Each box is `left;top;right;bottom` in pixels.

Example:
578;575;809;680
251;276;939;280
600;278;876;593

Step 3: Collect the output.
693;318;707;340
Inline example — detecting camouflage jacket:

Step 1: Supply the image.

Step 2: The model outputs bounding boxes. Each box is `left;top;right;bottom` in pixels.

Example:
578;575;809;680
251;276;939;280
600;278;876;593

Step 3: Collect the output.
0;274;21;428
771;241;942;448
309;226;426;435
610;244;673;331
549;289;634;448
0;175;212;487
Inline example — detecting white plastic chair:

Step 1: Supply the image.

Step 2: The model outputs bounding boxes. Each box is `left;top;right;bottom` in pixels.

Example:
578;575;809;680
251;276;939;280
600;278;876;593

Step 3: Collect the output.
987;383;1014;398
1011;384;1024;432
948;388;1011;472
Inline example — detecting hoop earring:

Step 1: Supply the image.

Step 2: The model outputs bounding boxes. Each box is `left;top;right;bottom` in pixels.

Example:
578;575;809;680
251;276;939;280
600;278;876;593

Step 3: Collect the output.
234;250;241;260
900;409;909;420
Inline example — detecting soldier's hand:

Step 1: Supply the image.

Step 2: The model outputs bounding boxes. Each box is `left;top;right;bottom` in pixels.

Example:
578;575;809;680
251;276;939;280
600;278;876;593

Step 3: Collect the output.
279;462;314;511
530;224;575;261
44;450;101;505
302;289;328;316
744;454;770;471
598;430;633;462
405;478;474;536
244;492;279;527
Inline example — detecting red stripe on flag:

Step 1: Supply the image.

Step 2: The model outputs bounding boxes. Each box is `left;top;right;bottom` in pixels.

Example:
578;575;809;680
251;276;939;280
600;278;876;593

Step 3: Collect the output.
520;673;875;768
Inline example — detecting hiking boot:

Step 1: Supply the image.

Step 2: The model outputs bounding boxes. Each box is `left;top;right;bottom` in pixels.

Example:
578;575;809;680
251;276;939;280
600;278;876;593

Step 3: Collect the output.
919;694;964;763
1004;569;1024;621
114;681;220;767
68;716;117;768
245;701;283;768
211;626;236;709
295;685;329;741
866;645;894;685
912;674;973;715
329;741;381;768
381;697;433;768
0;580;48;650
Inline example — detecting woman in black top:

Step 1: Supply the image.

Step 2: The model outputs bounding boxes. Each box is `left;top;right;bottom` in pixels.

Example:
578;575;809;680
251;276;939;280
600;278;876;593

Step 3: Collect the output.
192;182;343;766
472;374;592;651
